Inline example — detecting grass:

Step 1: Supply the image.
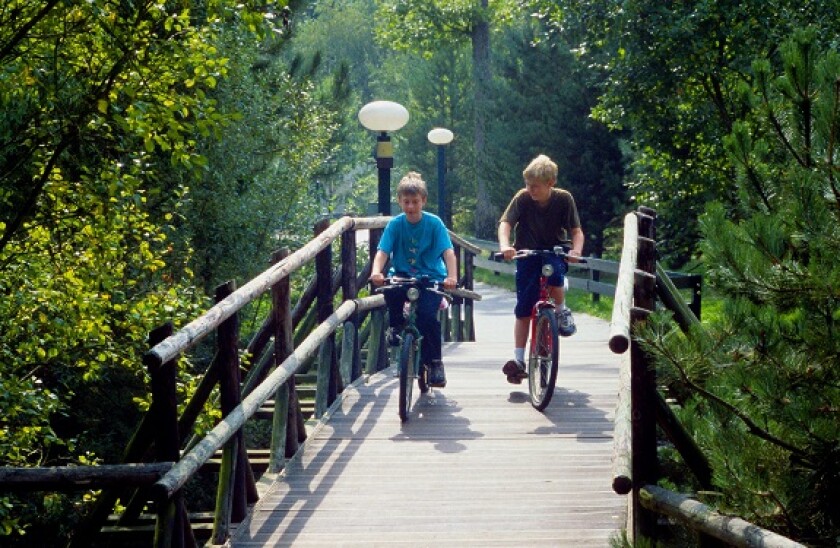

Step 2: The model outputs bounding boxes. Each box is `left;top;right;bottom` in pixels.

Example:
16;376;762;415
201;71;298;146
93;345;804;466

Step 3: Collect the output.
474;266;724;325
473;267;614;321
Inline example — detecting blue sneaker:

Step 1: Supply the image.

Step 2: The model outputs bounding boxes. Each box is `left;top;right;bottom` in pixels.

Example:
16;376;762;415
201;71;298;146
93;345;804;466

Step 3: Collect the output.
428;360;447;388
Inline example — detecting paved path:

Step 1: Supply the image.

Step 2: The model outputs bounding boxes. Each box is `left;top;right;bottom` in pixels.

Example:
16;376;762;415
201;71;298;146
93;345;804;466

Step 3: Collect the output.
231;282;626;546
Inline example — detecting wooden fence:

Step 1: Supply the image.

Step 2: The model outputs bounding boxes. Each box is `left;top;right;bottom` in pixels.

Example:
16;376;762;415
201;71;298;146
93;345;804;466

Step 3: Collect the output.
608;207;804;547
470;236;703;320
0;215;482;547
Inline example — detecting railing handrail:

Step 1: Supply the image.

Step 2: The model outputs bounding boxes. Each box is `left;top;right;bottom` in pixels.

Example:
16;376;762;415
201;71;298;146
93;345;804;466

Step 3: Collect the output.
151;295;382;502
144;215;389;368
608;212;639;354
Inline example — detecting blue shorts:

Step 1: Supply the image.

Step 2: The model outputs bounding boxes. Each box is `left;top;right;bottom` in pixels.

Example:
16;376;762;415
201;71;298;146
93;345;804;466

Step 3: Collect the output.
514;254;568;318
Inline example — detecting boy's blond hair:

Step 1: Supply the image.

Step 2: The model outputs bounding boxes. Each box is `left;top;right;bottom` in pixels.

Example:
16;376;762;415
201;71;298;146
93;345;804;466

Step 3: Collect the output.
397;171;428;198
522;154;558;185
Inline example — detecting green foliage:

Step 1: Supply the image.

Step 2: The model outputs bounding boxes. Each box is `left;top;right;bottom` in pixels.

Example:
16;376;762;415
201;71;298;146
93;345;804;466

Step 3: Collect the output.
186;26;339;291
0;0;290;542
640;31;840;543
487;16;628;256
550;0;840;265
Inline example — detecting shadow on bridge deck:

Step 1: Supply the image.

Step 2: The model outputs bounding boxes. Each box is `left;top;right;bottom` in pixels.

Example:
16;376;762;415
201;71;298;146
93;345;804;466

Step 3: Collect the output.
230;282;626;547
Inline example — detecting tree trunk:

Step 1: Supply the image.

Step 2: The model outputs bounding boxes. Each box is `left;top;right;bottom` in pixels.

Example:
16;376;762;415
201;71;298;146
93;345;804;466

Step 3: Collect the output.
471;1;496;238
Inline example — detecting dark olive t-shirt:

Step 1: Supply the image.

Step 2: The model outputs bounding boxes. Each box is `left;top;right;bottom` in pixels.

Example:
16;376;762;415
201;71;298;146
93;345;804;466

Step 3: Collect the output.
499;188;581;250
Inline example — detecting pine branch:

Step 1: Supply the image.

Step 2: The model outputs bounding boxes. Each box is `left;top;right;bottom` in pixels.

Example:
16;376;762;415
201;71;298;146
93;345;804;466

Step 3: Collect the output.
645;330;813;467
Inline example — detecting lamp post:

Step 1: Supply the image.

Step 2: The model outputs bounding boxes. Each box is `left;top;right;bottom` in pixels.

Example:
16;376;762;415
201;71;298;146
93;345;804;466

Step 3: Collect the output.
427;127;454;226
358;101;410;216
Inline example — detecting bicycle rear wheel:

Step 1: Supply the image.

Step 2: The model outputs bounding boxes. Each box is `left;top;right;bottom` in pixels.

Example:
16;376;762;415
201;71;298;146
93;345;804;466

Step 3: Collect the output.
398;333;417;422
528;308;559;411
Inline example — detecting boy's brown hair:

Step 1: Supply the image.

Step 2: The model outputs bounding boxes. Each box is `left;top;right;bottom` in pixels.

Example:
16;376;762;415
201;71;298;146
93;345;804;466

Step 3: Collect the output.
522;154;558;185
397;171;428;198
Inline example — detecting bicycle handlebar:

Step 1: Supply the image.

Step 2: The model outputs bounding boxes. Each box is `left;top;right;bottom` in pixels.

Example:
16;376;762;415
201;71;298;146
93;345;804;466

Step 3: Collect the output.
373;277;453;301
492;246;587;264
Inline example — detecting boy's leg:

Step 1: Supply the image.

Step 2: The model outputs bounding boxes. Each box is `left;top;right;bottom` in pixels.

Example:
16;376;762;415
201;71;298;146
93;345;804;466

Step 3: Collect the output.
416;291;446;387
504;257;540;383
383;288;407;346
514;316;529;348
547;258;576;337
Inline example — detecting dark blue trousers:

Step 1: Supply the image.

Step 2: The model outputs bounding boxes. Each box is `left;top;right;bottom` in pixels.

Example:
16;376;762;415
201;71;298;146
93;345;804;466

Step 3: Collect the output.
384;287;442;365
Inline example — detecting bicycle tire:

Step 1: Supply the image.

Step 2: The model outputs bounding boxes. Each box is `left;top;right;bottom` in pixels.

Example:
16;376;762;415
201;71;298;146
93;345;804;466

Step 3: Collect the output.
398;333;416;422
529;308;559;411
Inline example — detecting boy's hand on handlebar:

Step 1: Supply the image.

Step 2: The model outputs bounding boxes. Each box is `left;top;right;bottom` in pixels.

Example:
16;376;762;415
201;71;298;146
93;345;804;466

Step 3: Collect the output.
370;272;385;286
499;245;516;261
567;249;583;263
443;276;457;290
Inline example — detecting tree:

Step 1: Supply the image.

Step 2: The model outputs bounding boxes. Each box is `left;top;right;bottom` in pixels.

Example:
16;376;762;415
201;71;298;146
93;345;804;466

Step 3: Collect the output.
186;26;339;292
487;17;627;256
0;0;291;541
642;30;840;542
548;0;840;265
375;0;521;238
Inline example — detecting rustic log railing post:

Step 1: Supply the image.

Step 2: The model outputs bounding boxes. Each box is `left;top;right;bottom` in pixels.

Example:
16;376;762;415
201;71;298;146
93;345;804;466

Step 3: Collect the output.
463;248;476;341
450;242;463;341
367;226;389;372
211;281;250;544
314;219;339;417
610;214;638;501
269;248;297;473
150;323;195;548
341;226;361;382
631;207;659;542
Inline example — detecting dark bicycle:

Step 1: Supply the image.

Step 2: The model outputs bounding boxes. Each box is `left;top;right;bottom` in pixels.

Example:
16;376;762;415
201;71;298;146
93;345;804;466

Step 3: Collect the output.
495;246;584;410
374;277;452;422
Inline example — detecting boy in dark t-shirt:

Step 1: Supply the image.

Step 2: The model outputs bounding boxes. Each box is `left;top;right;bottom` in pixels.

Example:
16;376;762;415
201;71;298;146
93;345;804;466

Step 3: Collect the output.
497;154;584;384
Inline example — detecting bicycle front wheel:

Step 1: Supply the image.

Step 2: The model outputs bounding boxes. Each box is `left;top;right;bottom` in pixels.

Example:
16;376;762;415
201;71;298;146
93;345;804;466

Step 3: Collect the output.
398;333;417;422
529;308;559;411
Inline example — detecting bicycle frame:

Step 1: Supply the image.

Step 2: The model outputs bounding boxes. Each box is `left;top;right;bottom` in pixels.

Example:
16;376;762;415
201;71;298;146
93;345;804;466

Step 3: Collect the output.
528;269;557;355
494;246;580;410
375;277;450;421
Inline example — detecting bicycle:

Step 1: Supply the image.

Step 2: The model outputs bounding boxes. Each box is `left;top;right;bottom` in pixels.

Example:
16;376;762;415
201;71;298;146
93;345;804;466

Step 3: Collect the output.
494;246;585;411
374;276;453;422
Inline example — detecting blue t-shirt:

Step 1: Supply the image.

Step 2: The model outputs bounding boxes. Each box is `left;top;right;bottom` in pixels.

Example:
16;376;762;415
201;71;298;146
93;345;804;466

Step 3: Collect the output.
378;212;453;281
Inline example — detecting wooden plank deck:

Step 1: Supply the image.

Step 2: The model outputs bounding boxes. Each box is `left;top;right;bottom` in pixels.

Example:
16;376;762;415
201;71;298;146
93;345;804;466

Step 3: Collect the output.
230;282;627;546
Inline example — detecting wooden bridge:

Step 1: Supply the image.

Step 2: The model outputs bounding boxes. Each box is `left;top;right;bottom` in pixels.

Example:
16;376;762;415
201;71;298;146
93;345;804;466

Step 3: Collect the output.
229;283;625;546
1;209;804;547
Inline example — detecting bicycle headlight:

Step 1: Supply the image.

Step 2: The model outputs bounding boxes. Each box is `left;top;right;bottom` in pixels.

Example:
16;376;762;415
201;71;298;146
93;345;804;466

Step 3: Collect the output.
407;287;420;301
542;264;554;277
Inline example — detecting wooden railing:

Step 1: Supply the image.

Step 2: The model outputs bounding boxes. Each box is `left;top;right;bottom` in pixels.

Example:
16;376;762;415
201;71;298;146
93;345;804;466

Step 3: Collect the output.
470;236;703;319
609;207;804;547
0;215;482;547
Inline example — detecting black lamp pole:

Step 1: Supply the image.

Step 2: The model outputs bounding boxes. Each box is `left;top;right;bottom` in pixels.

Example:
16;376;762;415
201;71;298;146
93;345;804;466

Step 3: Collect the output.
376;132;393;216
436;143;448;226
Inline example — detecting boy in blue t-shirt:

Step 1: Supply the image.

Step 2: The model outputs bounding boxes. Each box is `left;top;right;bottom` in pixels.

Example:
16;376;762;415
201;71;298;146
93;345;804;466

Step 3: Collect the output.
371;171;458;387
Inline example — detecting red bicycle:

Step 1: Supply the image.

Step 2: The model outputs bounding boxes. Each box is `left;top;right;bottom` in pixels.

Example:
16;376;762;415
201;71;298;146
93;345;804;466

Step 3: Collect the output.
495;246;583;410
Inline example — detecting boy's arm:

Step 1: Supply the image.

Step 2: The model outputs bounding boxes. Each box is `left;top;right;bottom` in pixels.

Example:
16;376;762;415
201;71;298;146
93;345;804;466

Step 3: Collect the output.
442;248;457;290
568;227;585;261
370;250;388;286
498;221;516;260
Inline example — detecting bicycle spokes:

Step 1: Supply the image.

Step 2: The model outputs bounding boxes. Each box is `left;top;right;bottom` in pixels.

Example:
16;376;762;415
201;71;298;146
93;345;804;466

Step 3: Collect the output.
528;310;560;411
